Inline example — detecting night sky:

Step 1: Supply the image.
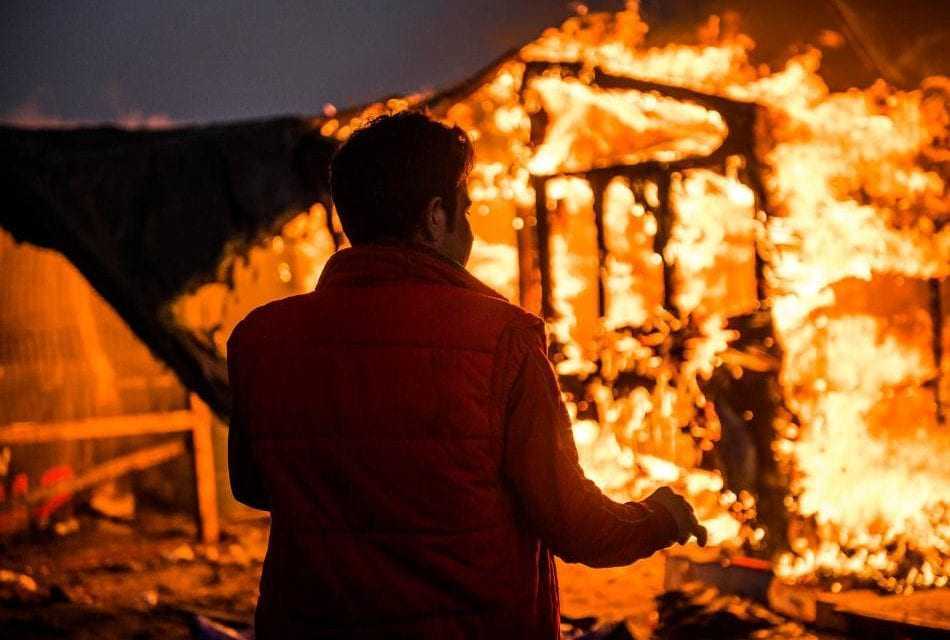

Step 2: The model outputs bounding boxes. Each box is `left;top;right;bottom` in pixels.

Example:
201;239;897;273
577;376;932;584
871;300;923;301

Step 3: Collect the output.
0;1;621;126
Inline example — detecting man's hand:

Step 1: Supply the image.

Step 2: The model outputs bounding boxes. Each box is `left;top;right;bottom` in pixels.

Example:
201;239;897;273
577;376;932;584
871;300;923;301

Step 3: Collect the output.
644;486;708;547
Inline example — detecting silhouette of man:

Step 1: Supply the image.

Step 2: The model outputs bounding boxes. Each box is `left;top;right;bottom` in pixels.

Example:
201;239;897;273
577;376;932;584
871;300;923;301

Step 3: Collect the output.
227;111;706;639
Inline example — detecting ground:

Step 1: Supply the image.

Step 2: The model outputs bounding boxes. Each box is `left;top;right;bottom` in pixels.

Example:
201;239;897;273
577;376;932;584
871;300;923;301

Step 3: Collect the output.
1;512;944;639
0;512;261;639
0;511;669;639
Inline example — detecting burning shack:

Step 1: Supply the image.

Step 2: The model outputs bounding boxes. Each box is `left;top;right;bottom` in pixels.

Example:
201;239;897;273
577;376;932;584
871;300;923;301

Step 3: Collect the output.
1;1;948;635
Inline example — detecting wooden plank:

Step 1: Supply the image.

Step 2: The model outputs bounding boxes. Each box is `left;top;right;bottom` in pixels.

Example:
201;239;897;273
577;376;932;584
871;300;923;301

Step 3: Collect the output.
824;588;950;634
0;411;196;444
3;440;186;508
190;394;220;544
771;580;950;637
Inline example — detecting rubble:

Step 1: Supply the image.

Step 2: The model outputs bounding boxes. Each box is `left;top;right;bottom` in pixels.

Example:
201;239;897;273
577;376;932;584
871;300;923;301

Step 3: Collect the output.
654;582;819;639
0;511;261;638
162;544;196;563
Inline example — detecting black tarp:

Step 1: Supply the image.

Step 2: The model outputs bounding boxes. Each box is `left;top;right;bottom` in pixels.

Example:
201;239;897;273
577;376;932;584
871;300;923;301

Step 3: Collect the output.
0;118;336;416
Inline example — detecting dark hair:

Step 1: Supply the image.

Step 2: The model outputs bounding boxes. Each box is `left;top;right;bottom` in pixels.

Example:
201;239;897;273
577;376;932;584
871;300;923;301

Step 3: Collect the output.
329;111;474;245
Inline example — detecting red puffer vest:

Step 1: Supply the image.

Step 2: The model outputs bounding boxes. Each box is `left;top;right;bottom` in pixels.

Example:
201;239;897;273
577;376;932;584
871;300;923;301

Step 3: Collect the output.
229;244;559;638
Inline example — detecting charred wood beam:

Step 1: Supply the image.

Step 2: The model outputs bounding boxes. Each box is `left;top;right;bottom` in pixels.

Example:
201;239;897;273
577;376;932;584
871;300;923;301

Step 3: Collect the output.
589;173;610;320
739;167;774;304
514;209;538;313
531;175;554;319
654;172;679;319
704;312;791;556
931;278;946;426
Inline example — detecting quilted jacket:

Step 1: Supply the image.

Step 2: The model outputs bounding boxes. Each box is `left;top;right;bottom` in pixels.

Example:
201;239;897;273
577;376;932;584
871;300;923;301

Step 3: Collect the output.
227;243;678;639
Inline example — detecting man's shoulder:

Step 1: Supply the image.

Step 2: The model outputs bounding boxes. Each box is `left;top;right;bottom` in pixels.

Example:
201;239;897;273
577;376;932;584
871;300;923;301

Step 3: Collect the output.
227;292;313;352
465;293;546;349
461;287;543;329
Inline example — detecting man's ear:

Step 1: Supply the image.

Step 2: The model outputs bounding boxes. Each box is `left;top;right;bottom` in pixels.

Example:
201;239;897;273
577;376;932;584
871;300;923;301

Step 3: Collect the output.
423;196;447;241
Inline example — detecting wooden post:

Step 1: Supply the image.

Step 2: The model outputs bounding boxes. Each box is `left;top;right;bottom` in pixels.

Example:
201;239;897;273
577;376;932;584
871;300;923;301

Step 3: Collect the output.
190;394;220;544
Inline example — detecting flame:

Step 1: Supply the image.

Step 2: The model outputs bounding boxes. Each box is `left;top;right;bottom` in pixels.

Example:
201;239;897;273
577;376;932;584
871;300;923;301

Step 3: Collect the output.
666;167;759;317
174;2;949;591
173;203;336;356
602;177;661;330
467;237;519;301
527;76;727;175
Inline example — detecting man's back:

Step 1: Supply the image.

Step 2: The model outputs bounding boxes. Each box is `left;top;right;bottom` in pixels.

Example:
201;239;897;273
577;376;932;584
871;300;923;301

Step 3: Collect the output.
228;245;561;638
228;111;701;639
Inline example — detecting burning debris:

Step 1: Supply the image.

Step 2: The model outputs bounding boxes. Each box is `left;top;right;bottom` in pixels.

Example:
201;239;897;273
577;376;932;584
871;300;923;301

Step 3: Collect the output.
654;582;815;640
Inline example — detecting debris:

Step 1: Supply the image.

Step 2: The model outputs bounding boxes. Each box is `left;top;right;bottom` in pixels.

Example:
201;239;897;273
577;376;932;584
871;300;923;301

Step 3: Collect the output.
561;615;636;640
89;481;136;521
96;518;134;536
0;568;50;606
162;543;195;563
226;543;250;567
98;560;141;574
202;545;220;563
0;569;38;593
192;614;252;640
143;589;159;607
654;582;817;639
53;517;80;536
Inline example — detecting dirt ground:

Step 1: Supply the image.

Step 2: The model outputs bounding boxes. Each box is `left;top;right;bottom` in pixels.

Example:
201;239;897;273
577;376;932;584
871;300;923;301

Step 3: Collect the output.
0;511;671;639
3;511;941;639
0;512;262;639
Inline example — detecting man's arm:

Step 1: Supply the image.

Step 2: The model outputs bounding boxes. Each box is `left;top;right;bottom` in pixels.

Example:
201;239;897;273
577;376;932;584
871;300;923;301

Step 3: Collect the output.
501;319;700;567
227;332;272;512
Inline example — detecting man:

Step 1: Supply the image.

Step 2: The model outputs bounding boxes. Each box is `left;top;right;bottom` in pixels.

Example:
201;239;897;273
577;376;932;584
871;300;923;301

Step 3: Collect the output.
228;111;706;639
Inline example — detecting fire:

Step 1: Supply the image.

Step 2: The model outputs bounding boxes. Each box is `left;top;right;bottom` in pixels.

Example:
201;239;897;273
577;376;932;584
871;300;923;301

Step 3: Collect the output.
174;2;948;591
758;69;950;592
527;76;727;175
173;203;337;355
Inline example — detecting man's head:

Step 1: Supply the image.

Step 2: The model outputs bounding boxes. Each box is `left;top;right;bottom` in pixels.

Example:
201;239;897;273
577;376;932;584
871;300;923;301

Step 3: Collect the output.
330;111;475;266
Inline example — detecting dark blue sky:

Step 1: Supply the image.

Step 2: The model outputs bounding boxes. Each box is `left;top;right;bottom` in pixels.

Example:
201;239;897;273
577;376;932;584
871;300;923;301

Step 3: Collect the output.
0;1;622;125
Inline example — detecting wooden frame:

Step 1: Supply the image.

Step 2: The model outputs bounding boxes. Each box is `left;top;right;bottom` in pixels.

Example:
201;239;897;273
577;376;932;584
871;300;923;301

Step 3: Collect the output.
0;393;219;543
